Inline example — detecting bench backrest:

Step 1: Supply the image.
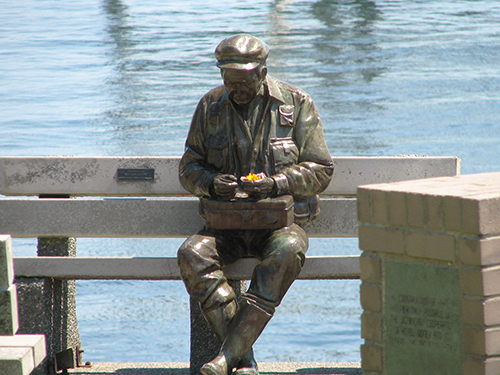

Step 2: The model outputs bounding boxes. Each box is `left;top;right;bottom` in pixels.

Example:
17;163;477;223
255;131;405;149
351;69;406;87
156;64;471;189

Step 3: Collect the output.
0;156;460;239
0;156;460;197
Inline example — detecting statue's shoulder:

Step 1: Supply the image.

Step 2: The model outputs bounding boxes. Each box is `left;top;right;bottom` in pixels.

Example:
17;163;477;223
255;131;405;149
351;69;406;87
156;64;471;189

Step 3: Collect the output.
202;85;227;103
270;76;298;92
267;76;311;103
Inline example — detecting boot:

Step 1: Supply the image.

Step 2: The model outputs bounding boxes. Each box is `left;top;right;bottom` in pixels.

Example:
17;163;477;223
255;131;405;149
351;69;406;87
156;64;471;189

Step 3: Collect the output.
234;348;259;375
200;298;273;375
202;284;259;375
205;305;258;375
203;299;238;340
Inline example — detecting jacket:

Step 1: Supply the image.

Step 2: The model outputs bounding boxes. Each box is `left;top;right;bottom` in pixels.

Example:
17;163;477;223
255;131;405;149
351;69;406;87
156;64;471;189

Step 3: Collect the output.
179;75;334;222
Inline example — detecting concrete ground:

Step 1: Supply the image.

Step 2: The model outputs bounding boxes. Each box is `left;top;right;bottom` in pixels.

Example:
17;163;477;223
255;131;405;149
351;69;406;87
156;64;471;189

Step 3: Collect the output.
68;362;362;375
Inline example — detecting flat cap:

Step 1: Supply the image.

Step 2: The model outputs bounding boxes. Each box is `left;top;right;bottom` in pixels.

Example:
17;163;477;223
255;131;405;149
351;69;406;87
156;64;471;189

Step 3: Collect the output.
215;34;269;70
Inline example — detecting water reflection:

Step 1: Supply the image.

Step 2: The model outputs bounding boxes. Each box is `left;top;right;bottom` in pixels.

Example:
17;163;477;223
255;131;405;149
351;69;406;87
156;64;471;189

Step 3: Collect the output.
265;0;390;154
100;0;152;154
310;1;392;154
265;0;295;85
310;0;385;85
99;0;390;156
100;0;191;155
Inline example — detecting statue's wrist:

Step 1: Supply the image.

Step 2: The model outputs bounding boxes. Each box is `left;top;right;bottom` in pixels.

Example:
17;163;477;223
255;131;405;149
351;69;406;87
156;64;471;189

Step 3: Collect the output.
271;174;289;195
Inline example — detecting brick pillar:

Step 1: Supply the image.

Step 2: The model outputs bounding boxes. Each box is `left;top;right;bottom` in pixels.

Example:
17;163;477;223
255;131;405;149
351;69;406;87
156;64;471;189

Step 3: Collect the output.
358;172;500;375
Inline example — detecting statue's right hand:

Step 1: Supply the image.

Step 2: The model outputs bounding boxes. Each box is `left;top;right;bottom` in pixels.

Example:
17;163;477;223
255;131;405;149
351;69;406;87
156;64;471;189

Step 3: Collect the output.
213;174;238;199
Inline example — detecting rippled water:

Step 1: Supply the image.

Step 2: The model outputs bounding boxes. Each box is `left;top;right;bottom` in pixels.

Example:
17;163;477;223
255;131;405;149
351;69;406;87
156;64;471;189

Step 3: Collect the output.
2;0;499;364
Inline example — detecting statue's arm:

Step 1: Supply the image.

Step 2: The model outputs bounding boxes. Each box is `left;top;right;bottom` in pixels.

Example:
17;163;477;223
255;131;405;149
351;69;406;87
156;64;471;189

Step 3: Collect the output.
272;94;334;199
179;98;218;198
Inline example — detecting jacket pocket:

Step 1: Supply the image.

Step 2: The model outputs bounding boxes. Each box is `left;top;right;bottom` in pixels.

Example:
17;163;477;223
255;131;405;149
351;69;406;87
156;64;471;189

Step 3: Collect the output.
294;195;320;223
279;105;294;127
206;135;228;169
270;137;298;173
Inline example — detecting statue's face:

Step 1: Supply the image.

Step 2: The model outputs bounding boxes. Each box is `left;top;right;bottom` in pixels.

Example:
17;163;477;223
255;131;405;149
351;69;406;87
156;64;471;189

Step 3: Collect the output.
221;68;266;106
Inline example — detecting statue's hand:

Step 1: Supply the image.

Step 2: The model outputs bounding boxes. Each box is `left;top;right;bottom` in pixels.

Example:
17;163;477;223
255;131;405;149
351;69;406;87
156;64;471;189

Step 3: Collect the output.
213;174;238;199
241;176;275;198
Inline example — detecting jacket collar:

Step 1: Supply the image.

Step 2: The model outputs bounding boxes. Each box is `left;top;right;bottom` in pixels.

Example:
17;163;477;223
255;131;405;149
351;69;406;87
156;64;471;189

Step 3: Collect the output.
265;75;285;104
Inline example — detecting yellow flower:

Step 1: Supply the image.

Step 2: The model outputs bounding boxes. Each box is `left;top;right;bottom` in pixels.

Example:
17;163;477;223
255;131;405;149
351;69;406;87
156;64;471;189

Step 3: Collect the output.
245;172;265;181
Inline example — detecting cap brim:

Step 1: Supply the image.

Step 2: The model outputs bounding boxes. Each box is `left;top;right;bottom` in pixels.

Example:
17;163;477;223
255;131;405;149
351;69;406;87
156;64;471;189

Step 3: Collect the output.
216;60;260;70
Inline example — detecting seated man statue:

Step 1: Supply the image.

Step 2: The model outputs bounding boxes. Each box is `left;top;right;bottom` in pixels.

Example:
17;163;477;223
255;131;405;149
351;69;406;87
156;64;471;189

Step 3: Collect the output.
177;34;333;375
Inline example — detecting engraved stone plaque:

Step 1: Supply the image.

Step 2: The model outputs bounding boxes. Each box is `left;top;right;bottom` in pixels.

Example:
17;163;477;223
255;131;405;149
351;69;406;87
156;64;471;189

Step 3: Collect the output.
384;261;461;375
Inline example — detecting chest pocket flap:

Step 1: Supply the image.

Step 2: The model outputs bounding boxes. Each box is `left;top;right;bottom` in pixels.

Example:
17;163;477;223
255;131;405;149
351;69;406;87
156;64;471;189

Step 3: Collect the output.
270;137;298;173
279;105;294;127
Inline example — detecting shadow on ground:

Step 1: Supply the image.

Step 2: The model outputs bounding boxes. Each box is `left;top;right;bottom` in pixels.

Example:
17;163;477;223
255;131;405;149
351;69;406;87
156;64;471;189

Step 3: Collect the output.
291;367;362;375
69;363;362;375
73;371;361;375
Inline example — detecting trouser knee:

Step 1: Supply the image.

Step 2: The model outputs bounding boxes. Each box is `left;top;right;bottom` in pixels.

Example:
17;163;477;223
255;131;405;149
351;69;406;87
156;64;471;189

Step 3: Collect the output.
247;224;308;312
177;234;235;309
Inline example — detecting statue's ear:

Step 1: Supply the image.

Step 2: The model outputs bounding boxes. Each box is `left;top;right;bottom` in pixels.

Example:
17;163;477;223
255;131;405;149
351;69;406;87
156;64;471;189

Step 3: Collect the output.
261;66;268;79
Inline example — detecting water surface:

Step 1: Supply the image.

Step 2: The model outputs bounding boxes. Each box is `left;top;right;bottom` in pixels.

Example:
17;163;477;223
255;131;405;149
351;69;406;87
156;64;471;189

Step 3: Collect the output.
2;0;499;363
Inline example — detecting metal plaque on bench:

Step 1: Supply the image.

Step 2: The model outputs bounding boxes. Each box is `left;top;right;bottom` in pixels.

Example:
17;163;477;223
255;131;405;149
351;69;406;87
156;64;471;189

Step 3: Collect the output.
204;195;294;230
117;168;155;182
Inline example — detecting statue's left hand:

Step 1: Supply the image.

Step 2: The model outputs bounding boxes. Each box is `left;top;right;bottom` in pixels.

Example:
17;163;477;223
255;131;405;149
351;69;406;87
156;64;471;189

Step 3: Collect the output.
241;176;275;197
213;174;239;199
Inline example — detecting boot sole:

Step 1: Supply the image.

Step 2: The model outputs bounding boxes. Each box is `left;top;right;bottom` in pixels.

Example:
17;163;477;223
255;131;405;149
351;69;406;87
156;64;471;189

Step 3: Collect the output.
200;363;228;375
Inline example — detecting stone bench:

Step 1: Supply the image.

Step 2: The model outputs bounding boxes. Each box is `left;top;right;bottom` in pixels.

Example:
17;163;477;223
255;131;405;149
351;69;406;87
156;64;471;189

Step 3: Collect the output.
0;155;460;374
0;234;46;375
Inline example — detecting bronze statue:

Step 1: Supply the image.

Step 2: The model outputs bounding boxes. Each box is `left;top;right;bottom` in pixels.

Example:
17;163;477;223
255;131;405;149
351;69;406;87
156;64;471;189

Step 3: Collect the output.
177;34;333;375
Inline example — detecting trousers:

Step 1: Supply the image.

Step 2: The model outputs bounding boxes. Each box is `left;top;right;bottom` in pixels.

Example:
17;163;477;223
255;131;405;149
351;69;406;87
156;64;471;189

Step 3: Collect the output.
177;223;308;314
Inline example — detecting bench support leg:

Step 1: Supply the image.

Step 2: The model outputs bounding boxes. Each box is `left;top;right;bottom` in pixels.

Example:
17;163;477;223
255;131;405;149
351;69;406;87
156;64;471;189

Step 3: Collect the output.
15;237;82;374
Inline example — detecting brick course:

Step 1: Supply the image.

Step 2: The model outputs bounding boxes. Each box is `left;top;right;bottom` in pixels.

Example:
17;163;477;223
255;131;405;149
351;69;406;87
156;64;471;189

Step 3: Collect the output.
406;193;426;229
387;191;406;227
463;326;500;356
358;225;404;254
461;266;500;297
405;230;456;261
426;194;444;231
462;195;500;235
359;254;382;284
464;356;500;375
360;344;382;373
462;296;500;327
459;236;500;266
371;190;388;225
360;284;382;313
443;196;462;232
361;313;382;343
